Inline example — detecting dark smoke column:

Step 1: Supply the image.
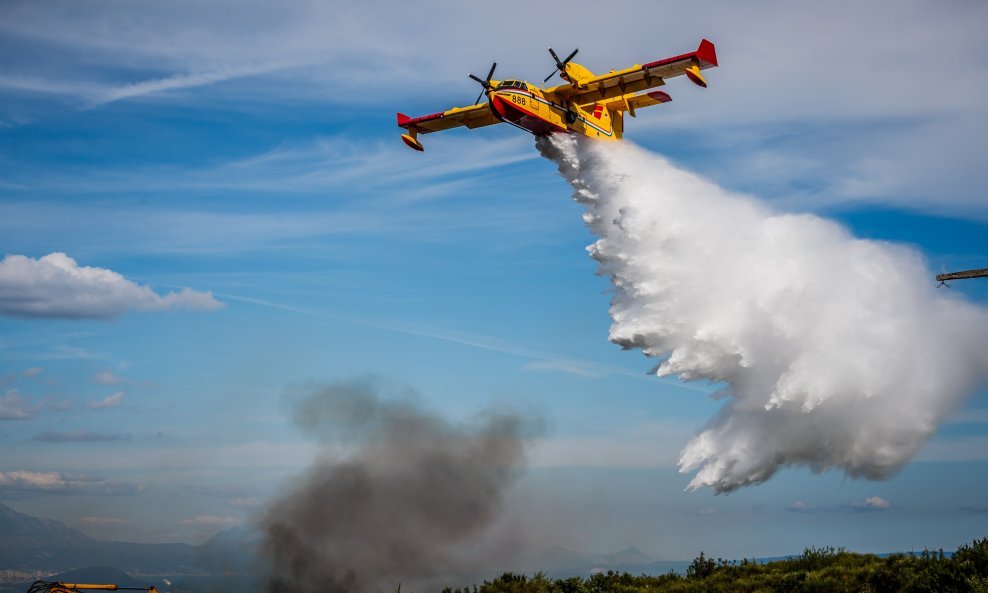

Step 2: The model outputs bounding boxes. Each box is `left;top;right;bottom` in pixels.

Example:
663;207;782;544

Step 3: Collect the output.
260;378;536;593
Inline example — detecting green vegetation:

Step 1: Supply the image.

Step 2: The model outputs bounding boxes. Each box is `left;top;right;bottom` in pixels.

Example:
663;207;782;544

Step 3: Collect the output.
440;537;988;593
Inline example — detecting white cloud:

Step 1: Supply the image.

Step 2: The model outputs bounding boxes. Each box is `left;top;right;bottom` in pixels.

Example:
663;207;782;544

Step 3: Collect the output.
520;360;609;378
88;391;125;410
228;496;260;507
850;496;894;511
80;515;127;525
788;497;896;514
0;470;144;496
90;60;304;107
0;389;36;419
91;371;124;385
0;252;223;319
35;430;130;442
179;515;240;527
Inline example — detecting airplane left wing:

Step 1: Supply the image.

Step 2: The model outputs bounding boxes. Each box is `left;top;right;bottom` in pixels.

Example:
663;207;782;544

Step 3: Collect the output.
397;103;499;150
547;39;717;107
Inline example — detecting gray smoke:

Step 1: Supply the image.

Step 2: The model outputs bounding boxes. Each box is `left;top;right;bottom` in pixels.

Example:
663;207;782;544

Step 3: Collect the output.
539;134;988;493
260;378;538;593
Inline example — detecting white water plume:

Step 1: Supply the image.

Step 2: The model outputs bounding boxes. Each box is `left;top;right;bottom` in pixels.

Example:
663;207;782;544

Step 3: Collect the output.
538;135;988;493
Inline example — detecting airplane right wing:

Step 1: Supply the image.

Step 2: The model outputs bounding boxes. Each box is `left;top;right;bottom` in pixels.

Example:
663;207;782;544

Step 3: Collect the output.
546;39;717;107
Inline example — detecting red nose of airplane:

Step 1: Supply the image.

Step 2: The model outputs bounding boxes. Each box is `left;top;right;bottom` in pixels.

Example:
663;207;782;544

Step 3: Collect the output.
490;94;511;118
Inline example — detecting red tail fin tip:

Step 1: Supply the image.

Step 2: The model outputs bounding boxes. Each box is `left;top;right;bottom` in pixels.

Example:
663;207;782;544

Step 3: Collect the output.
696;39;718;68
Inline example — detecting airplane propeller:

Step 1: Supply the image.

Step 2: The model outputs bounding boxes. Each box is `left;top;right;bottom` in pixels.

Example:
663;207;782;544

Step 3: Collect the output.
543;47;578;83
469;62;497;104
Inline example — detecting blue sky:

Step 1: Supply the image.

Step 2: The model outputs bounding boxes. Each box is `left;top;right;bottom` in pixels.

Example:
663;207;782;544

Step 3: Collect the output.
1;0;987;561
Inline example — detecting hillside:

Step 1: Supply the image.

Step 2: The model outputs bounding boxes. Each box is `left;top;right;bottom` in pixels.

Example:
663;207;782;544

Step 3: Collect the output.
457;541;988;593
0;503;248;575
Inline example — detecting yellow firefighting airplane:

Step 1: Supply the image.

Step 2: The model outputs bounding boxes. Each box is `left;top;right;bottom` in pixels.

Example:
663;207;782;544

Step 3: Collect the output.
397;39;717;151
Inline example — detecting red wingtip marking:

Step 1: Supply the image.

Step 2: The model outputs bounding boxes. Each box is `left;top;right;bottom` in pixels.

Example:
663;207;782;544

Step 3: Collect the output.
397;112;411;127
647;90;673;102
696;39;718;67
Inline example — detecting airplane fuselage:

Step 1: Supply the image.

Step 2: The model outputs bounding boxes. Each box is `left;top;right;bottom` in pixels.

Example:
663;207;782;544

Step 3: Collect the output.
487;82;621;140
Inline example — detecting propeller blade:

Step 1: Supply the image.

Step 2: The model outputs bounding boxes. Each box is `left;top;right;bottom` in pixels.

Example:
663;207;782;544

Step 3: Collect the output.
469;62;497;105
545;47;578;83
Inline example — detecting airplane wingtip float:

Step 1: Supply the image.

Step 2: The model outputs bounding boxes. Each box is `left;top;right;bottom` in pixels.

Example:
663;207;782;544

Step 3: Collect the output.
397;39;717;151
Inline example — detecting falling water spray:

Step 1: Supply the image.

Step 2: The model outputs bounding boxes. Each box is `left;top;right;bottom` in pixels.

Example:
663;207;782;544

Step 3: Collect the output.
539;135;988;493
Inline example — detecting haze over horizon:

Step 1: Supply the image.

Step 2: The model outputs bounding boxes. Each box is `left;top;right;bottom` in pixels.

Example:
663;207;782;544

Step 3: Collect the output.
1;0;987;565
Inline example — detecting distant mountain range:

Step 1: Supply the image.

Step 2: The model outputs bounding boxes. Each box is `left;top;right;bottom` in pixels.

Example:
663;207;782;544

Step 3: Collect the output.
527;545;690;578
0;503;257;593
0;502;691;593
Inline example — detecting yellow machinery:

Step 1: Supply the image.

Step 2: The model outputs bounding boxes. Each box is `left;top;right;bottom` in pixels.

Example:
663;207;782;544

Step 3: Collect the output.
27;583;157;593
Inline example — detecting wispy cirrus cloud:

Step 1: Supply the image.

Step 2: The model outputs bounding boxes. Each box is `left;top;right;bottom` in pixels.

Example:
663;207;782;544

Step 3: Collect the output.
34;430;131;442
0;252;223;319
788;500;816;514
849;496;895;512
183;483;251;499
788;496;897;514
1;368;44;386
88;391;125;410
179;515;239;527
0;132;559;259
0;389;36;420
92;371;125;385
88;60;306;107
0;470;144;497
217;292;703;390
1;0;986;219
